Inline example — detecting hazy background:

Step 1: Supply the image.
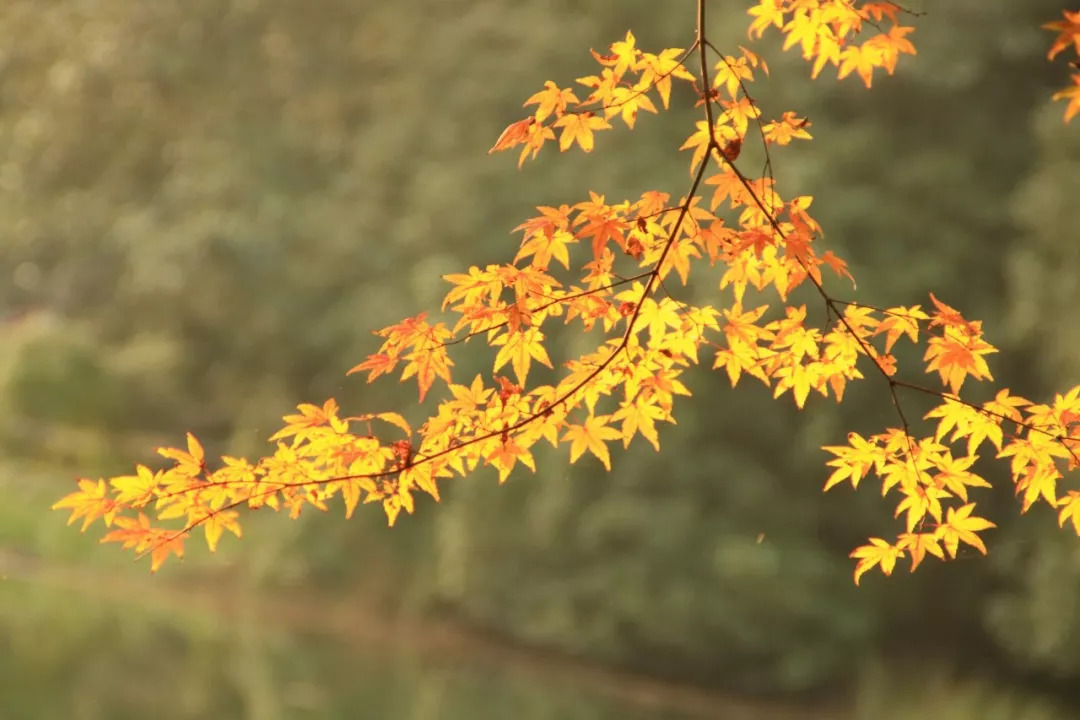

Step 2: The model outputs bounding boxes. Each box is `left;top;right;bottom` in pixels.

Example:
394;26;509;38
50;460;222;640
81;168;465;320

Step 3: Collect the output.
2;0;1080;718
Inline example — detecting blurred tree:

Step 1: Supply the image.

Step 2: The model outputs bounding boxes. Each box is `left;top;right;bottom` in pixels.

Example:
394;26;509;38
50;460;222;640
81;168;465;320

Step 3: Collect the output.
6;0;1080;710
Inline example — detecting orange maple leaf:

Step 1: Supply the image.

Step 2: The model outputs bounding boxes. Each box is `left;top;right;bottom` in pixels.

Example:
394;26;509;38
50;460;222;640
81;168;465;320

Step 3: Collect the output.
489;117;535;154
1044;10;1080;60
1051;74;1080;123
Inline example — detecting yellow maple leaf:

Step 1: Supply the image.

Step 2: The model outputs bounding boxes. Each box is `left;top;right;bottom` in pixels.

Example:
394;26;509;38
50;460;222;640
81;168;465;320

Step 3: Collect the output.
524;81;580;122
747;0;785;39
109;464;161;507
897;532;945;572
554;112;612;152
52;478;118;531
937;503;995;558
851;537;902;585
562;415;621;470
156;432;206;478
1057;491;1080;534
491;327;554;386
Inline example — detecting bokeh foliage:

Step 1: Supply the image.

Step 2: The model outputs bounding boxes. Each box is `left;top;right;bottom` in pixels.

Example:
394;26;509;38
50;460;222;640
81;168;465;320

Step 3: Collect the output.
1;0;1079;715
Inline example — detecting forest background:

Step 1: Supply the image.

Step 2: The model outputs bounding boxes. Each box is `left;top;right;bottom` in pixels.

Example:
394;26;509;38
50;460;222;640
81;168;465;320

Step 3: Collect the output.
2;1;1080;718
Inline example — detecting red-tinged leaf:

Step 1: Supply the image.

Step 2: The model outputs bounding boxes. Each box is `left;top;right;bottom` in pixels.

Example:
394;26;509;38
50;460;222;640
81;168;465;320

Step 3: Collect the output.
100;513;187;573
347;353;398;382
485;436;537;483
489;117;535;154
401;344;453;403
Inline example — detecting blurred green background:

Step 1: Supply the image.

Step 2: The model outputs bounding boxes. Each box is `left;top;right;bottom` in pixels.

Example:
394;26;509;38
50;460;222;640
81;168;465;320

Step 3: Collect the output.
2;0;1080;718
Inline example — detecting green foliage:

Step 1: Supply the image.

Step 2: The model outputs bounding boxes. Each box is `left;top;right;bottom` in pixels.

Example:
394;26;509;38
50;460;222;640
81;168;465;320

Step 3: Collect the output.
2;0;1080;713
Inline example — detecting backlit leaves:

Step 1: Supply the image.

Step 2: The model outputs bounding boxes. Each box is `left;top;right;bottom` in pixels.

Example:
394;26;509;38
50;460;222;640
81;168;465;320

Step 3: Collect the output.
1044;10;1080;121
53;6;1080;585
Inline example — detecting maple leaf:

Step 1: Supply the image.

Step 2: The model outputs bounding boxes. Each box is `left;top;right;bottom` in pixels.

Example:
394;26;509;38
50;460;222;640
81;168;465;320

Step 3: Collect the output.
895;484;950;533
612;398;667;451
937;503;995;558
837;45;881;88
109;464;161;507
605;30;642;77
874;305;928;352
517;122;557;167
639;47;695;109
554;112;612;152
823;432;885;491
491;326;554;385
679;121;715;175
516;227;576;270
485;436;537;483
762;111;812;145
747;0;785;39
781;8;824;59
658;236;702;285
157;432;207;478
1015;464;1061;513
923;332;996;394
1058;491;1080;535
52;478;118;531
489;117;535;154
191;508;243;552
100;513;187;573
704;169;746;210
897;532;945;572
876;26;917;75
928;451;990;501
348;352;398;383
606;85;658;129
713;55;754;98
1044;10;1080;61
1051;74;1080;123
271;399;348;442
719;97;760;135
562;415;621;470
851;538;902;585
524;81;580;122
860;2;900;24
810;34;842;79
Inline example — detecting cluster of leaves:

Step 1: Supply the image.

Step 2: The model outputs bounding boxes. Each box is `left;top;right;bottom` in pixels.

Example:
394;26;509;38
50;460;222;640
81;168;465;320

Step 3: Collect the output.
1046;9;1080;122
54;1;1080;581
